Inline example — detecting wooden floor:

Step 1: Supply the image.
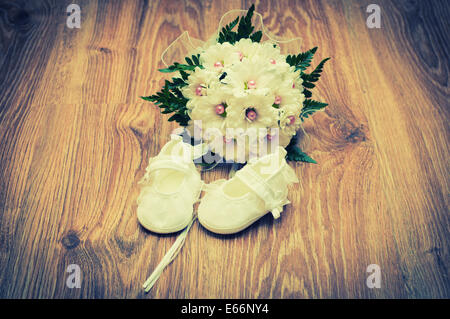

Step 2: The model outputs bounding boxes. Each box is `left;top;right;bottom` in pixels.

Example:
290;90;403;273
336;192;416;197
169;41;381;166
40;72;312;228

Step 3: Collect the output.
0;0;448;299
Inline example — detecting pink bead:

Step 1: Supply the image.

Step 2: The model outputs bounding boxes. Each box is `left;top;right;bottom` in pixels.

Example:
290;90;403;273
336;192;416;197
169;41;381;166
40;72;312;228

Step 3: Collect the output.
215;104;225;115
214;61;224;68
247;80;256;89
246;109;257;121
195;86;203;96
270;58;276;64
288;115;296;125
274;96;282;104
223;136;232;143
292;82;296;88
237;51;244;61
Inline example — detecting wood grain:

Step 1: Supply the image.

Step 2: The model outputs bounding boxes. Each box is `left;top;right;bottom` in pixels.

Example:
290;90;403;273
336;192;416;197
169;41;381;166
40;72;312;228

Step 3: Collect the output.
0;0;448;298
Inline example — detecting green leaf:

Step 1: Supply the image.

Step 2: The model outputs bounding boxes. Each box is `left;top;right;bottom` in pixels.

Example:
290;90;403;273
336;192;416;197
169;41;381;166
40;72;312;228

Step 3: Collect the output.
250;30;262;42
143;54;202;127
168;113;184;122
303;89;312;98
217;4;262;44
285;137;317;163
218;16;239;44
159;55;203;73
185;57;193;65
301;57;330;83
302;81;316;89
237;4;255;40
192;54;200;65
219;72;227;80
167;77;187;89
140;78;190;126
301;99;328;120
286;47;317;72
180;70;189;81
287;146;317;163
158;63;196;73
300;57;330;99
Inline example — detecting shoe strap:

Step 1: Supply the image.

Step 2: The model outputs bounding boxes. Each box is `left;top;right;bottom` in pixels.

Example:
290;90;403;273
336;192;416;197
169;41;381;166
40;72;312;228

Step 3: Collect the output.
235;167;287;219
169;134;209;161
143;215;197;293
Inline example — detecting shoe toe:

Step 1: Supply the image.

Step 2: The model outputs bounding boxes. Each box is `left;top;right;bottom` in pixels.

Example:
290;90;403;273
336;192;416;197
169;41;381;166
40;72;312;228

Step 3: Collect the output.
137;188;193;233
198;192;264;234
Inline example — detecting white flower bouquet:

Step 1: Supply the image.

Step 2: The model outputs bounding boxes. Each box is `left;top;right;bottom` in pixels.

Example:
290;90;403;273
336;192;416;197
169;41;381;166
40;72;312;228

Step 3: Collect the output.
142;4;329;164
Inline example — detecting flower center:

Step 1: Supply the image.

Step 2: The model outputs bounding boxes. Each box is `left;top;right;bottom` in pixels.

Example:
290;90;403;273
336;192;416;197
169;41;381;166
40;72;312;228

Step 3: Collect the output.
288;115;296;125
292;82;296;89
274;96;282;105
195;85;203;96
247;80;256;89
215;104;225;115
246;108;257;121
223;136;233;144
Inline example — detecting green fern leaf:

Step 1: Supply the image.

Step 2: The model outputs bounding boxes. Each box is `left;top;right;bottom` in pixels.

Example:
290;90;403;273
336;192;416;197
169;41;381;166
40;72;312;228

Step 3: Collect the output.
301;99;328;120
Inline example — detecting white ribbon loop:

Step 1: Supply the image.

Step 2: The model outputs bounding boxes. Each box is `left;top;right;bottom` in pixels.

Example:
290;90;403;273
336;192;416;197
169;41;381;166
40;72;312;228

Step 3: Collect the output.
161;9;303;68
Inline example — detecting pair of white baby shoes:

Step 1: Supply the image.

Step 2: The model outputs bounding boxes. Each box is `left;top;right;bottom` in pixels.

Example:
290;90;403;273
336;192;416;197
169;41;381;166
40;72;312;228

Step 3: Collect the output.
137;134;299;235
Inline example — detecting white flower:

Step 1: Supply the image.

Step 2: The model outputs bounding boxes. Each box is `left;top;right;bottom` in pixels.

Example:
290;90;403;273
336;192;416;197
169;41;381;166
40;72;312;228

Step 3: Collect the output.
289;68;304;91
181;68;219;99
271;86;304;108
254;42;288;68
189;88;231;131
265;129;294;151
233;38;261;60
279;104;302;136
199;42;240;71
223;56;278;96
226;92;278;129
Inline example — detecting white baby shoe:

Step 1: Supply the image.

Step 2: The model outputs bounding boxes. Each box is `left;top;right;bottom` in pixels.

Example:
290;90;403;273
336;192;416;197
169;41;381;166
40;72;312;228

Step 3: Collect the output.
198;147;299;234
137;134;205;233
